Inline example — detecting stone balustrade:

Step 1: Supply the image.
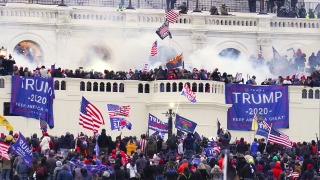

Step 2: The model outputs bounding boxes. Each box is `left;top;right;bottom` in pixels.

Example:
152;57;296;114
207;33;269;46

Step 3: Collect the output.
0;5;319;31
0;76;319;100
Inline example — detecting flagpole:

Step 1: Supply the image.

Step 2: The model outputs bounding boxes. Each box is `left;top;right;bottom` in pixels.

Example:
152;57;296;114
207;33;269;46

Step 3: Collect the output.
265;123;272;153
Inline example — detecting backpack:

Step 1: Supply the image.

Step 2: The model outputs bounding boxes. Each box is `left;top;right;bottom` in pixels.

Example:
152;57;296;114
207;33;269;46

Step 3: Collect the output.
81;139;88;148
36;166;46;177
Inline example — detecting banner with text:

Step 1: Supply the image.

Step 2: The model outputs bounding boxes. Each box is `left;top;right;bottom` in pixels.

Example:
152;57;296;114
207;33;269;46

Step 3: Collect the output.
175;114;197;133
148;114;168;133
11;132;33;167
10;76;54;127
225;84;289;130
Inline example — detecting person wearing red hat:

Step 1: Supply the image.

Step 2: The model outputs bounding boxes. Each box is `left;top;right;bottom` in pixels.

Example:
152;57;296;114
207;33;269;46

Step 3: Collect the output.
301;163;314;179
211;68;221;81
40;132;51;156
272;162;282;179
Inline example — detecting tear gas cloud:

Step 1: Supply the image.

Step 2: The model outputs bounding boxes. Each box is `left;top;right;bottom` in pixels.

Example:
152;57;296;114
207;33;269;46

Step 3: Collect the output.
10;32;305;83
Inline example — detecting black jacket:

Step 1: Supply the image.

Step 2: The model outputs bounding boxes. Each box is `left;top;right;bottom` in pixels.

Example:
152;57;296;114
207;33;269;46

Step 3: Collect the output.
98;133;110;148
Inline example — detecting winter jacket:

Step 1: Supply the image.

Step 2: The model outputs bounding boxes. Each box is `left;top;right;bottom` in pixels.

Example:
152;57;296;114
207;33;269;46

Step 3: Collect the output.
57;169;73;180
301;169;314;180
97;133;110;148
272;163;282;179
40;136;51;152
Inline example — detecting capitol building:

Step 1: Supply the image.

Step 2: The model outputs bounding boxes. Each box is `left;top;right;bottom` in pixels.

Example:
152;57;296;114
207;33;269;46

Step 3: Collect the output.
0;0;319;142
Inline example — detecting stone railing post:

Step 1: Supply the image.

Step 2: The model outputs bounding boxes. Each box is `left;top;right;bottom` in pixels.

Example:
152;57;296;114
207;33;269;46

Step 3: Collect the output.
124;80;139;98
65;78;81;96
257;15;273;60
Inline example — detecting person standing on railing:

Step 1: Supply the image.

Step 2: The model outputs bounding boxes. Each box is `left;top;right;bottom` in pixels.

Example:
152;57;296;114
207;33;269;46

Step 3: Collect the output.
166;0;176;10
248;0;257;12
178;2;188;14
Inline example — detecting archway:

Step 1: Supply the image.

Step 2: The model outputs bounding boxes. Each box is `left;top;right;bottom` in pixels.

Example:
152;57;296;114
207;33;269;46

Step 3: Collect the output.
218;48;241;60
13;40;44;64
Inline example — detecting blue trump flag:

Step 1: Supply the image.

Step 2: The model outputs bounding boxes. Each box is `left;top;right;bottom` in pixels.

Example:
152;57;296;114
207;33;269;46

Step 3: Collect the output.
225;84;289;130
110;118;132;131
10;132;33;167
175;114;197;133
256;120;270;138
148;114;168;133
10;76;54;127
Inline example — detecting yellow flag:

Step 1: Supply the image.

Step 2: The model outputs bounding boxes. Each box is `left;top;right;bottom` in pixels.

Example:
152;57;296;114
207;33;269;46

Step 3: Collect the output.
251;116;258;131
0;115;13;131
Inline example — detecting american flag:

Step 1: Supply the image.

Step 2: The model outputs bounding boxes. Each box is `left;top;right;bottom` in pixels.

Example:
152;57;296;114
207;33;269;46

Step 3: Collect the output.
150;40;158;56
107;104;131;117
166;9;180;23
268;125;291;148
0;142;10;160
79;96;105;133
291;172;299;179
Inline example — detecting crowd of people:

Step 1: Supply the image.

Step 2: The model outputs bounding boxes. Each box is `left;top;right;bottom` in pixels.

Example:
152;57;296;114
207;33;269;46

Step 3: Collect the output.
0;49;320;87
0;128;319;180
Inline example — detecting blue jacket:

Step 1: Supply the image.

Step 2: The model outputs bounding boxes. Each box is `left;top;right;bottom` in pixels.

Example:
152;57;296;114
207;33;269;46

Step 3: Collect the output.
251;142;259;155
57;169;73;180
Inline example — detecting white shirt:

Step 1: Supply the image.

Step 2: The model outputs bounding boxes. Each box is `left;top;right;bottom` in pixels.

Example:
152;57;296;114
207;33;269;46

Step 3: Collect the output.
126;163;137;178
178;142;184;154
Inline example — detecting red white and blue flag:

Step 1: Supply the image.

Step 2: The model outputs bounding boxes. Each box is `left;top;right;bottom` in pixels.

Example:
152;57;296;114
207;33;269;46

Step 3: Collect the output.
166;9;180;23
79;96;105;133
0;142;10;160
107;104;131;117
150;41;158;56
181;83;196;103
110;118;132;131
39;119;48;132
268;125;292;148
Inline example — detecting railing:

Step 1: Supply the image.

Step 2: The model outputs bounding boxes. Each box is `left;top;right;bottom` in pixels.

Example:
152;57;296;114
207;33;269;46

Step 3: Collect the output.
1;77;319;100
270;18;320;29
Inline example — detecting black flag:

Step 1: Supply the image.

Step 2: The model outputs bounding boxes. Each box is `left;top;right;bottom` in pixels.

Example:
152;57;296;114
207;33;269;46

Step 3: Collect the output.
217;119;221;136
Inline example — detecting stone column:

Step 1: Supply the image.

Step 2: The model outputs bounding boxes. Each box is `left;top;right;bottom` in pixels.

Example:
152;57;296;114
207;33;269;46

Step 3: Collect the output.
56;7;72;68
257;35;272;60
257;15;272;61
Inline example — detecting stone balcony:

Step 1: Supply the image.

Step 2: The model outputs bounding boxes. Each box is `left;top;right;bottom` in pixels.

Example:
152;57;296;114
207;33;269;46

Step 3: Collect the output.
0;4;319;33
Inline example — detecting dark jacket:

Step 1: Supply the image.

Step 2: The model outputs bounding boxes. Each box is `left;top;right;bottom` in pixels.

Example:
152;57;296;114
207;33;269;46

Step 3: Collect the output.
62;134;73;149
183;135;195;151
143;164;155;180
114;169;127;180
236;142;248;154
46;157;56;174
98;133;110;148
301;169;314;180
240;163;256;179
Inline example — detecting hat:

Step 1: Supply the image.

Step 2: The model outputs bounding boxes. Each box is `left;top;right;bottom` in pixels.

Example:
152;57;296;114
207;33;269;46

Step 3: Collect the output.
191;166;196;170
215;68;218;71
272;156;278;162
257;164;263;171
84;159;90;165
307;164;313;169
43;132;49;136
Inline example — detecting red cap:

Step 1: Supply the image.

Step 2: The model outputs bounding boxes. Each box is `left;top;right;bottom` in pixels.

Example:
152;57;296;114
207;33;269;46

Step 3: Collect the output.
215;68;218;71
191;166;196;170
84;159;90;165
159;159;164;164
286;76;290;80
257;165;263;171
20;66;23;69
43;132;49;136
301;75;306;80
307;164;313;169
